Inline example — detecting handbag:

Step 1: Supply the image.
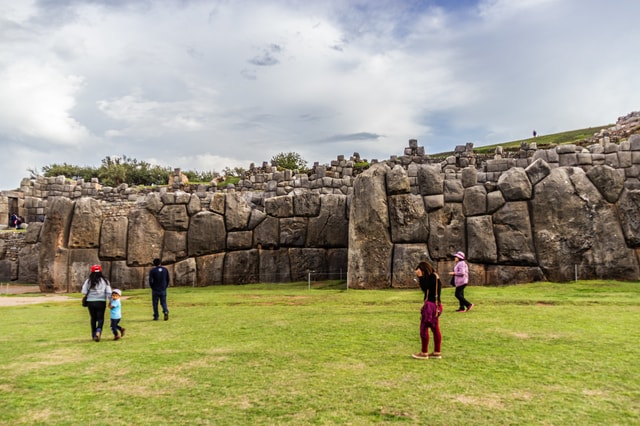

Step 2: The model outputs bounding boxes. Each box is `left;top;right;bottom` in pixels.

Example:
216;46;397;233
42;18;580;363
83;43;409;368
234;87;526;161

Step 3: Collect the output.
82;295;88;307
450;275;455;287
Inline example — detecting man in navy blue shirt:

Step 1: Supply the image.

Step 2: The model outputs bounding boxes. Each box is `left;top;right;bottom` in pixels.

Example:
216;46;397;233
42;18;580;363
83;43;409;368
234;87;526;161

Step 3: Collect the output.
149;258;170;321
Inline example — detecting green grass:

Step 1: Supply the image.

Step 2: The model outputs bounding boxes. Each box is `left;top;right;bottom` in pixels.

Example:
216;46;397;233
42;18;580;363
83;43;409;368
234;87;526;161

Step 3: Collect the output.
1;281;639;425
434;125;612;156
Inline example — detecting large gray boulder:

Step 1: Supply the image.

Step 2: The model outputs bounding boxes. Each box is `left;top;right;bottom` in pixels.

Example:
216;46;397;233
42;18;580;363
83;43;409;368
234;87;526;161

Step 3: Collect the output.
586;165;624;203
187;211;226;256
225;193;253;231
617;188;640;246
68;197;102;248
391;243;430;288
532;167;639;281
290;247;327;280
195;253;225;286
418;164;443;195
38;197;74;292
428;203;466;260
99;216;128;259
127;209;164;267
497;167;532;201
162;231;187;262
493;201;536;265
348;163;393;289
223;250;259;284
386;164;411;195
388;193;429;243
259;249;291;283
157;205;189;231
307;194;348;247
463;185;487;216
466;215;497;263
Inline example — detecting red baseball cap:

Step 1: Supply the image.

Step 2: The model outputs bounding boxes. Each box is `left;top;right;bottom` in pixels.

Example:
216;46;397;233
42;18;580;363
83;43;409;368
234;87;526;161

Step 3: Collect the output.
90;264;102;273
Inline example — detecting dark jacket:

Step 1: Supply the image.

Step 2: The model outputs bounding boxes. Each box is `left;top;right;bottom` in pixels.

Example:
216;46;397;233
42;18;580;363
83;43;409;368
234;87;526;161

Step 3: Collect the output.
149;266;170;292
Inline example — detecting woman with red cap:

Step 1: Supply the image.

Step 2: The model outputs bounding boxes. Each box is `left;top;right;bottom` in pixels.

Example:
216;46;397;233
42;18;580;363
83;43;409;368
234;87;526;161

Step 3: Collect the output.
449;251;473;312
81;264;112;342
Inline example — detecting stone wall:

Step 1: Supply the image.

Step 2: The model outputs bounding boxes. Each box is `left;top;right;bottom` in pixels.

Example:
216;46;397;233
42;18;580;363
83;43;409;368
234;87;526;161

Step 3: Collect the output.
1;119;639;291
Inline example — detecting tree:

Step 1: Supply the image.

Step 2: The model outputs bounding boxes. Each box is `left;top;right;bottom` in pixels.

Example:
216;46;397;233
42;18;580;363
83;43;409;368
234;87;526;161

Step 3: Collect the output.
271;152;307;171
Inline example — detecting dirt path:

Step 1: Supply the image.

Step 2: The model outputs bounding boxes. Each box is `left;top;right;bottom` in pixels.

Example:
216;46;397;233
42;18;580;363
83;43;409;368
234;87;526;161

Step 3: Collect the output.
0;285;75;306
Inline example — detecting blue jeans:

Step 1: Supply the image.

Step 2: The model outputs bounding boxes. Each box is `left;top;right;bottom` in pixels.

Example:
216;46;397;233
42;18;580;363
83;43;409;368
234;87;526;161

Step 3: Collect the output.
152;291;168;319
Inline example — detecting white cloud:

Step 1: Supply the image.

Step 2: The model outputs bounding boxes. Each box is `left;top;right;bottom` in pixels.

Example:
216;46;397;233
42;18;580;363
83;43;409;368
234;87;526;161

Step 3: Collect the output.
0;0;639;190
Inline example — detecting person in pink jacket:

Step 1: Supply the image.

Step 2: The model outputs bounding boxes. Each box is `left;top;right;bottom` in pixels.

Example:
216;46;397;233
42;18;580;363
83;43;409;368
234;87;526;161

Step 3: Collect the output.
449;251;474;312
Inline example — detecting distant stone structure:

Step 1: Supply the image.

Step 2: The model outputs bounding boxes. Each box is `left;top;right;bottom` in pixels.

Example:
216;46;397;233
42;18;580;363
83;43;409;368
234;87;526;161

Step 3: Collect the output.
1;112;639;290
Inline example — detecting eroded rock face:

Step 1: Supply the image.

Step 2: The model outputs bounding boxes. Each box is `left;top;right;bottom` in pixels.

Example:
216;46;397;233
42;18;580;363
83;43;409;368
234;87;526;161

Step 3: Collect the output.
531;167;638;281
38;197;74;292
347;163;393;289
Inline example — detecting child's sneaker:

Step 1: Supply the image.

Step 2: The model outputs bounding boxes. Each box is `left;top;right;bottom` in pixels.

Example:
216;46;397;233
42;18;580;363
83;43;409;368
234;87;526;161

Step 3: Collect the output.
114;335;120;341
120;328;126;337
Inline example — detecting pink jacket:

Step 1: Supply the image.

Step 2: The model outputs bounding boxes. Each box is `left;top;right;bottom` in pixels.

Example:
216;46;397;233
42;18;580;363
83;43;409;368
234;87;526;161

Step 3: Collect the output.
453;261;468;287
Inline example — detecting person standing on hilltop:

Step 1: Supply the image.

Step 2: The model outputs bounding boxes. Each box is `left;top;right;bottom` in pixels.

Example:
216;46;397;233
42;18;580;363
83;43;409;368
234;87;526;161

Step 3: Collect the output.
149;258;170;321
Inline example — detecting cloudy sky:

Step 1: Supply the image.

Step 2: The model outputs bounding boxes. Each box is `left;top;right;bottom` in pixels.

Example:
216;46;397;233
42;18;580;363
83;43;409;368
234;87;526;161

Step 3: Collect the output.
1;0;638;190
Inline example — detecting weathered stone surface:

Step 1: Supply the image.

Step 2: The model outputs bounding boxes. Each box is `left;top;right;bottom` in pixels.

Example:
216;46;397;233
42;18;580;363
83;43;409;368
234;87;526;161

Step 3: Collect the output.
110;260;143;289
196;253;225;286
586;165;625;203
486;190;505;213
327;248;348;279
290;248;327;280
23;222;42;244
265;195;293;218
348;163;393;289
174;257;196;286
417;164;443;195
386;164;411;195
223;249;259;284
280;217;308;247
462;185;487;216
100;216;128;259
497;167;532;201
162;231;187;263
293;192;321;216
424;194;444;212
443;179;464;202
391;243;430;288
187;211;226;256
68;248;102;292
68;197;102;248
259;249;291;282
247;208;267;230
307;194;348;247
127;209;164;267
187;194;201;216
143;192;164;214
17;243;39;283
485;265;545;285
225;193;253;231
532;167;639;281
525;158;552;186
493;202;536;265
466;215;497;263
617;189;640;246
388;194;429;243
461;167;478;188
38;197;74;292
253;216;279;249
428;203;465;260
210;192;225;214
158;205;189;231
227;231;253;250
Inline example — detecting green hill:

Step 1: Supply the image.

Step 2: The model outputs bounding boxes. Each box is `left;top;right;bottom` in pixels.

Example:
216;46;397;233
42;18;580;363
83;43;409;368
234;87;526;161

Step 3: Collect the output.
434;124;612;156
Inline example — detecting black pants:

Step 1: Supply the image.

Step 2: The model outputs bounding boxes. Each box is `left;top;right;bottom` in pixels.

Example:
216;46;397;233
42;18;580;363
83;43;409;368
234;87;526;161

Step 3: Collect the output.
87;301;107;338
455;285;472;310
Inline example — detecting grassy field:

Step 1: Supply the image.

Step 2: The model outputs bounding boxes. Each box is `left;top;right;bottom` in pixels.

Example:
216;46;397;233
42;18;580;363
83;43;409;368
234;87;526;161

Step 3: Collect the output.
1;281;639;425
433;124;612;156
